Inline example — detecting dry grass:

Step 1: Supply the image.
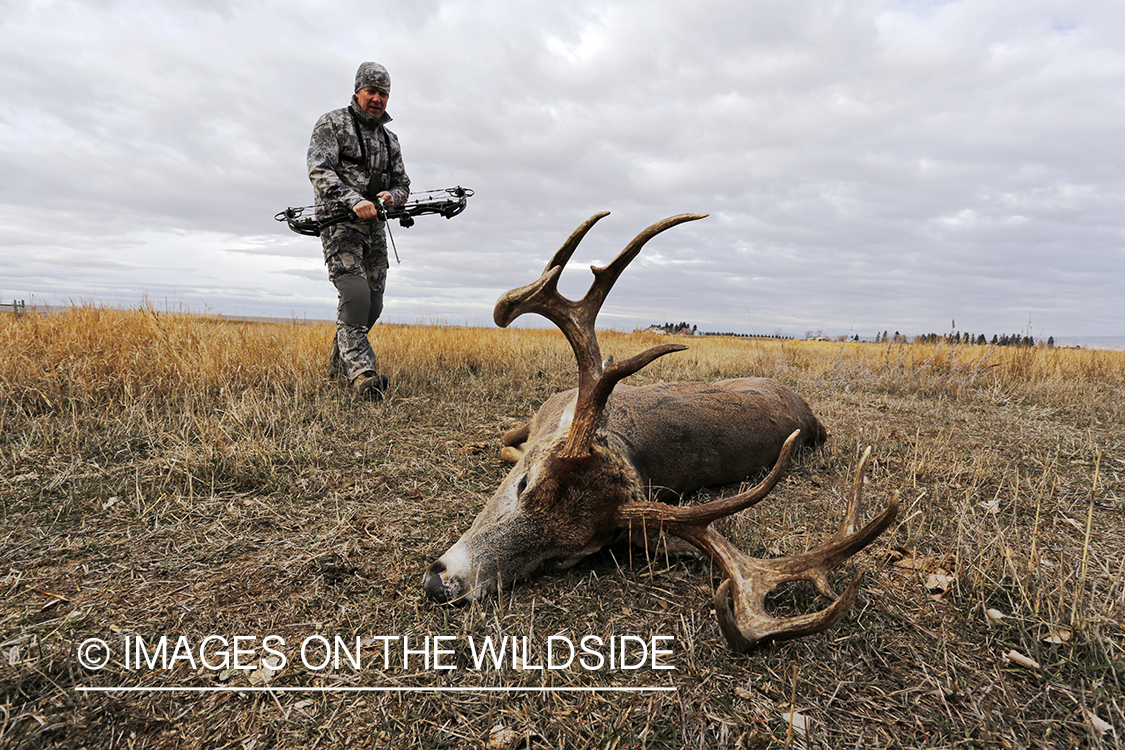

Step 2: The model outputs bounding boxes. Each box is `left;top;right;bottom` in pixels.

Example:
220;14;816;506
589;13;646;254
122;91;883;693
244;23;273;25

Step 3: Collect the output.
2;305;1123;749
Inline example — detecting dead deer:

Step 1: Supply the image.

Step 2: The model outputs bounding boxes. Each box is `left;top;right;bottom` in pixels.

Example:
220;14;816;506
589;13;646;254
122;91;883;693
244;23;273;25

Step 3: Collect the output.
422;212;899;649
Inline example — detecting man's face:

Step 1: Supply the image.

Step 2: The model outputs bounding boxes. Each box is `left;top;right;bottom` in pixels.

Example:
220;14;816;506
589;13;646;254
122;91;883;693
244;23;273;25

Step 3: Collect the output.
356;87;389;119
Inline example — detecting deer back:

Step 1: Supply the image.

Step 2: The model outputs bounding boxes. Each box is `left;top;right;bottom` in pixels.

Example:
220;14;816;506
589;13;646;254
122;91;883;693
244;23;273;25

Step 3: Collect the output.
602;378;827;499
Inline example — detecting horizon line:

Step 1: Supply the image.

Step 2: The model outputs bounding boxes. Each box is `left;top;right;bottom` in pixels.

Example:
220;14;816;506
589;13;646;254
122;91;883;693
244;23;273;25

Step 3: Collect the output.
4;302;1122;347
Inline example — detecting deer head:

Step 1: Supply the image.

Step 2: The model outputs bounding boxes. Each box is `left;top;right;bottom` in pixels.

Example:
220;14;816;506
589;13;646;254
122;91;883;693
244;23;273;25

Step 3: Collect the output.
423;212;706;603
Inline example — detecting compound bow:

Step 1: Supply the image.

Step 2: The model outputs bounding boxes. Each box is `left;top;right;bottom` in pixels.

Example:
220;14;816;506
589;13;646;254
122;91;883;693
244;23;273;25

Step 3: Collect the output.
275;185;474;238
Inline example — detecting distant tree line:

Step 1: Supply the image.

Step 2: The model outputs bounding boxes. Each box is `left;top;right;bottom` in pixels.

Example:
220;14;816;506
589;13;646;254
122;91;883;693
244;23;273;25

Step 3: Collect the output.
700;332;790;339
875;330;1056;348
641;321;1058;349
697;330;787;339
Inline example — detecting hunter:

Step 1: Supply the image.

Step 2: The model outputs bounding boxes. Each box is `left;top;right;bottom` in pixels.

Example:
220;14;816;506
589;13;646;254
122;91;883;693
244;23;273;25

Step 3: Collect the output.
307;61;410;398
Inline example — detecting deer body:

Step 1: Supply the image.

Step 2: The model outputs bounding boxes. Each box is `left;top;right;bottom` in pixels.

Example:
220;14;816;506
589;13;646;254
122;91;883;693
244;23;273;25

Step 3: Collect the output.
424;377;826;604
423;213;897;651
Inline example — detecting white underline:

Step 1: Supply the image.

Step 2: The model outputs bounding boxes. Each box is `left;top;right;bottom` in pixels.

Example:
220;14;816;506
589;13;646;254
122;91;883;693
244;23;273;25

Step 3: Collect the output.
76;686;676;694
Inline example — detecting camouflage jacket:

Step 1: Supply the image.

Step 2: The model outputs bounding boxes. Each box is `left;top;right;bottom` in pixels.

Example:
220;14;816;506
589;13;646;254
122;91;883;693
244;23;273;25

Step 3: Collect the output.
307;98;410;211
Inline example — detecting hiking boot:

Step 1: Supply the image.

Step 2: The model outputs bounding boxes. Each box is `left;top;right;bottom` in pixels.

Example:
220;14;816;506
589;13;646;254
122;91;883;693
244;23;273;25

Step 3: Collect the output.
352;372;389;400
327;341;346;380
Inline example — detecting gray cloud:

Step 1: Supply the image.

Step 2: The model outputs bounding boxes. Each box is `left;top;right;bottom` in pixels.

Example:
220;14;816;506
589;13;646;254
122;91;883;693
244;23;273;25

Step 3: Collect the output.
1;0;1122;341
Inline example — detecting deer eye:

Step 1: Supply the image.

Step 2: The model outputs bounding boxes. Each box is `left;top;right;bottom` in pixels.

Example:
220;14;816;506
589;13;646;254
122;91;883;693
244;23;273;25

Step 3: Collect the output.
516;474;528;497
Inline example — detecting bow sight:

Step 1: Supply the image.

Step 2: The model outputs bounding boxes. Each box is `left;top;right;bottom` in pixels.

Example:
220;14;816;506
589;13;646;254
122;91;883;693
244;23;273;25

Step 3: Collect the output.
275;186;474;237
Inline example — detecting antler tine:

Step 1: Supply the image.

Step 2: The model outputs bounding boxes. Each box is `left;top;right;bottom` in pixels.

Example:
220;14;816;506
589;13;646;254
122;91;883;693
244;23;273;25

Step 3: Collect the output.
583;213;709;314
493;212;611;331
495;212;708;342
839;446;873;538
494;212;708;459
614;441;899;652
543;211;611;276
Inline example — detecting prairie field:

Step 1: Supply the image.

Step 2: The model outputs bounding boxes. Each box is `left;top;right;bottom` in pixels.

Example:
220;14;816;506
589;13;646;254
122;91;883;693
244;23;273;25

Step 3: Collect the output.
1;306;1123;749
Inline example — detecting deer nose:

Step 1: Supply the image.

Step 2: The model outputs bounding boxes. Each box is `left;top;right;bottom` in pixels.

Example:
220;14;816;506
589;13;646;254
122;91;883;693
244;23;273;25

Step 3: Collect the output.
423;560;456;604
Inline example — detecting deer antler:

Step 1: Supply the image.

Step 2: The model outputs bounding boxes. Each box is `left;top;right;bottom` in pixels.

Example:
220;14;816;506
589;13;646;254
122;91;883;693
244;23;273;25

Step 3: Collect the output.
616;432;899;651
494;212;709;459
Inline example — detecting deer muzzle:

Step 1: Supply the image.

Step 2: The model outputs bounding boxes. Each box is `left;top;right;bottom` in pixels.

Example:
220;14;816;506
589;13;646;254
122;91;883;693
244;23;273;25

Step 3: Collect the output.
422;540;490;604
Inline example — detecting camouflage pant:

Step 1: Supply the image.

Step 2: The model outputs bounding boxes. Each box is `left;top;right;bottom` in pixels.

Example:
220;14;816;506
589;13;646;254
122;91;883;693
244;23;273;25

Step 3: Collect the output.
322;222;389;382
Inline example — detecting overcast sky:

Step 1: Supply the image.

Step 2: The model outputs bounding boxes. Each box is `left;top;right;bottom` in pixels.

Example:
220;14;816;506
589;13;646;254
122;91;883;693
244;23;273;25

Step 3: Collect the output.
3;0;1123;342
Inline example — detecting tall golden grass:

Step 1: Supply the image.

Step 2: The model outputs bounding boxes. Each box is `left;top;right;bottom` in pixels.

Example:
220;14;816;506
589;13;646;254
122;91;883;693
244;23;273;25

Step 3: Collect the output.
4;305;1122;409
